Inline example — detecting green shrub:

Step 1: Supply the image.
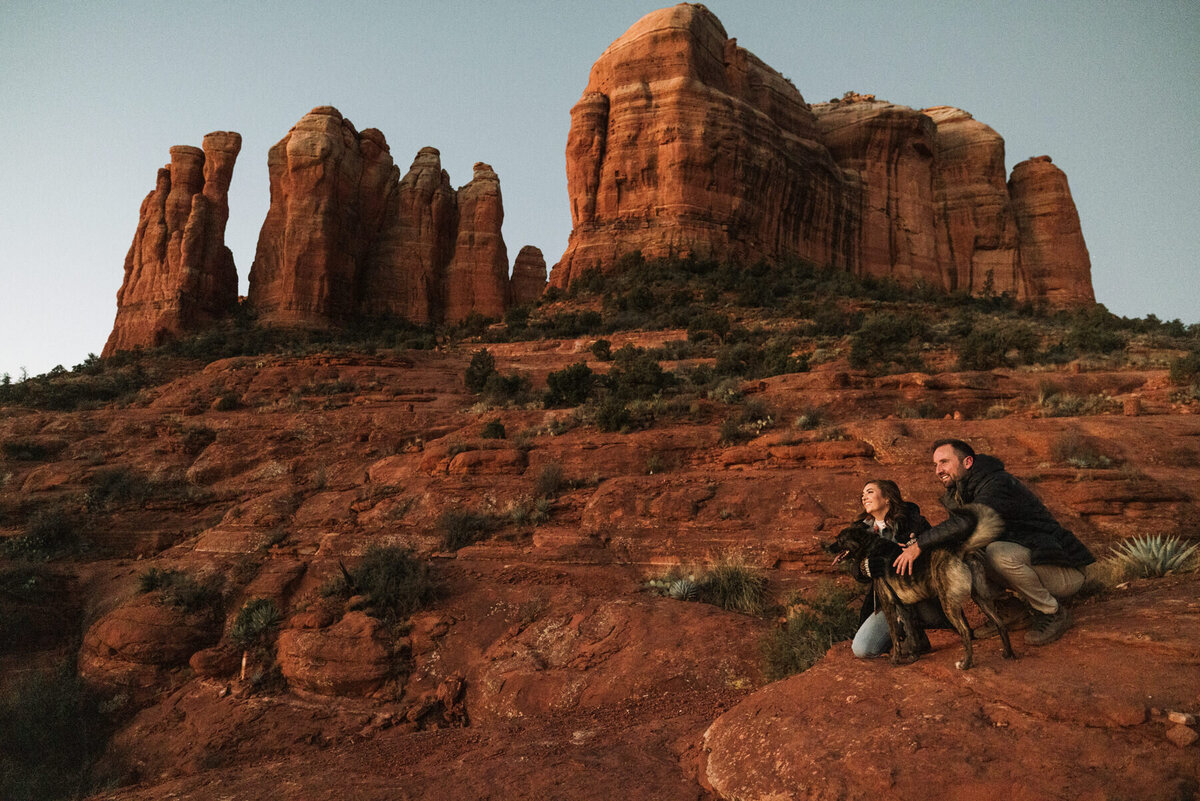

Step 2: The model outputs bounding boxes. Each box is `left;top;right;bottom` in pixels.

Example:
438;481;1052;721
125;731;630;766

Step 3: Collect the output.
0;506;80;560
794;406;825;430
1111;534;1199;578
465;348;497;393
0;662;109;801
544;362;595;407
84;467;151;511
1051;430;1116;469
719;398;774;444
957;321;1039;370
1168;352;1200;385
606;347;676;400
438;509;499;551
590;339;613;361
481;420;506;439
1;439;65;461
762;582;859;680
482;371;532;405
595;396;633;433
849;313;928;371
230;597;283;650
701;555;768;615
1038;391;1119;418
534;463;565;498
348;546;435;618
138;567;222;615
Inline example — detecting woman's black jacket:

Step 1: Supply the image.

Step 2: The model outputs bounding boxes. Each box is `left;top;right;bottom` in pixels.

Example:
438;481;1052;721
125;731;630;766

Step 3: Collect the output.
851;500;930;623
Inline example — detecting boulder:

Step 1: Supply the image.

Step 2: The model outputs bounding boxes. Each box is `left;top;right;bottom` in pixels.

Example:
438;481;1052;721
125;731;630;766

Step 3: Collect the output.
277;611;395;696
80;597;219;688
103;132;241;355
1009;155;1095;306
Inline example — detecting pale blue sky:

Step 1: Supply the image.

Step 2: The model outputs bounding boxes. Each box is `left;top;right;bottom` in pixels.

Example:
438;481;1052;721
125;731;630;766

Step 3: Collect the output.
2;1;1197;378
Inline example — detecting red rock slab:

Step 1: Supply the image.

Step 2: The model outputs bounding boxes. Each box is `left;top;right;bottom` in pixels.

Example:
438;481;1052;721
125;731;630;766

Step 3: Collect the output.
446;448;527;476
703;577;1200;801
277;611;395;696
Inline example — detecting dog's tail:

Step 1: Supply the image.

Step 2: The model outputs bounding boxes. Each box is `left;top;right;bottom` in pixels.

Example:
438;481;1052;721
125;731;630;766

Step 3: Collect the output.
956;503;1004;555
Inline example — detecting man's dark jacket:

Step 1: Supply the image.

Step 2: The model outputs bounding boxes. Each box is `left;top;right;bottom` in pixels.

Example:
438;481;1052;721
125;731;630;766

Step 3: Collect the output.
916;453;1094;568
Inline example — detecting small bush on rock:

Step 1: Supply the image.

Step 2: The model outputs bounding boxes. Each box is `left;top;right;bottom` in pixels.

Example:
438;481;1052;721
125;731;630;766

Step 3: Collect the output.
230;597;283;650
438;509;500;552
465;348;497;393
762;582;859;680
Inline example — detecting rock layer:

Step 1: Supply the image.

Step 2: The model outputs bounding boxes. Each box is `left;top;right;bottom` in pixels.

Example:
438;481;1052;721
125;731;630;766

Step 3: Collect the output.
104;132;241;355
247;107;517;328
552;4;1094;306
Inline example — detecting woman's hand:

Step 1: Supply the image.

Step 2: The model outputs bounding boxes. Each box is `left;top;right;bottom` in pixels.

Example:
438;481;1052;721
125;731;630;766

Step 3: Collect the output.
893;541;921;575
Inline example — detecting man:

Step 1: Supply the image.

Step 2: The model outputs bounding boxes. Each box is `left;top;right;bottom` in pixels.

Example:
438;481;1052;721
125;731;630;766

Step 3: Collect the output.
893;439;1095;645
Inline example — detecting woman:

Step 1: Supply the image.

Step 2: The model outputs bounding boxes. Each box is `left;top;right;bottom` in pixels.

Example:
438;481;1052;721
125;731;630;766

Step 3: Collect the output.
849;479;943;658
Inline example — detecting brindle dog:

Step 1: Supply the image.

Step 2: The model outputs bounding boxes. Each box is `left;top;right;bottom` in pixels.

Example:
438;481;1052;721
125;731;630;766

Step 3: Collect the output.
826;503;1015;670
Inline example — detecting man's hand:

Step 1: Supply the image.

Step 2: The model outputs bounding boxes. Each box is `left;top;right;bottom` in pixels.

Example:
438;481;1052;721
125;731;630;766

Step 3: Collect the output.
893;541;921;575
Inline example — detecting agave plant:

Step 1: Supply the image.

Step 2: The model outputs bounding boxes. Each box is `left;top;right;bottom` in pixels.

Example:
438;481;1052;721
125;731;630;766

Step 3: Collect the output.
1111;534;1199;578
668;577;701;602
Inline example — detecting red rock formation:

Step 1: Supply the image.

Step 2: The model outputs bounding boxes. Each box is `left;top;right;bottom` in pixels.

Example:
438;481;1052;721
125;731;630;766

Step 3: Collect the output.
444;163;510;323
813;97;941;284
247;107;400;325
553;6;1094;307
1010;156;1095;306
509;245;547;306
552;3;859;287
362;147;458;324
249;108;515;327
103;132;241;355
924;105;1025;297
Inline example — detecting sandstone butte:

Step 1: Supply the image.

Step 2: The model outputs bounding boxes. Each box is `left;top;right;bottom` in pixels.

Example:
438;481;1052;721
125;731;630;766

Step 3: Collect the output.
102;132;242;356
247;108;513;328
106;108;531;353
551;4;1094;308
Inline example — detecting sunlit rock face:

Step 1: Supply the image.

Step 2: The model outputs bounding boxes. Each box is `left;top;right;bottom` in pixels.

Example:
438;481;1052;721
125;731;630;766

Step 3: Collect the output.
553;3;1094;307
104;131;242;355
247;107;514;329
552;3;860;288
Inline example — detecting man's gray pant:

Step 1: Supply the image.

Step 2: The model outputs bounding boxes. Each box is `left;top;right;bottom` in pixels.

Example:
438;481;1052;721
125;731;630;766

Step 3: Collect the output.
984;541;1084;614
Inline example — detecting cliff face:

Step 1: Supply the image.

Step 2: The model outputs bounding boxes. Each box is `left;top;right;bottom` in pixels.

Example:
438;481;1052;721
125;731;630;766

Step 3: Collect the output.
813;97;941;286
552;3;860;287
923;105;1024;297
553;4;1094;306
103;132;242;355
246;107;515;329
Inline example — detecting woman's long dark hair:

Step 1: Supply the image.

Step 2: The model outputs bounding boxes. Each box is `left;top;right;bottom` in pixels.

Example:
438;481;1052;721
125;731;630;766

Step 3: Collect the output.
857;478;906;529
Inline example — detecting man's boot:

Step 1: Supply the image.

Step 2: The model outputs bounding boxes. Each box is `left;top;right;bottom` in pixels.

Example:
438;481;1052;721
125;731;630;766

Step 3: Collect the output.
1026;604;1072;646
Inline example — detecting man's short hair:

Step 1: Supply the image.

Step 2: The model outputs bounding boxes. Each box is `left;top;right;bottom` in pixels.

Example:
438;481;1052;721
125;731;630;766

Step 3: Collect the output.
931;438;975;459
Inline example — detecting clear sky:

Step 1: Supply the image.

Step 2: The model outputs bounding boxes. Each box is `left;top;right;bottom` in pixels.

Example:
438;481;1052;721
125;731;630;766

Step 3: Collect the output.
2;0;1197;378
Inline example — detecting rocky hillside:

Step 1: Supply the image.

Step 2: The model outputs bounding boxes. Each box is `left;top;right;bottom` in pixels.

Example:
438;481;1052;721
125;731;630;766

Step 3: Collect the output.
3;272;1199;799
